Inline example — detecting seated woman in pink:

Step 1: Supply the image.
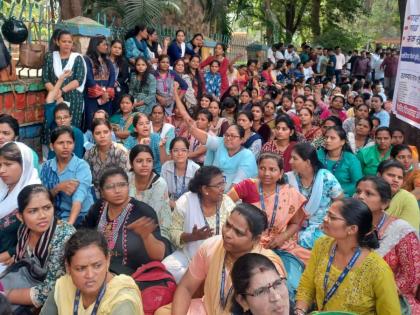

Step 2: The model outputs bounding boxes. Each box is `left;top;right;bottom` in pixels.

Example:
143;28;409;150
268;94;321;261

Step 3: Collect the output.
319;94;347;122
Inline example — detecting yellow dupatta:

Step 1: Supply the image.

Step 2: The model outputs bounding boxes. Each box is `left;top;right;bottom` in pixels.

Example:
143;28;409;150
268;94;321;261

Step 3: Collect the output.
54;274;144;315
203;237;286;315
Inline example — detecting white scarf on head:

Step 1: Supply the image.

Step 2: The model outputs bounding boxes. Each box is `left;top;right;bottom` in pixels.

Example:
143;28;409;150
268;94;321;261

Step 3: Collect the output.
52;51;87;93
0;142;41;220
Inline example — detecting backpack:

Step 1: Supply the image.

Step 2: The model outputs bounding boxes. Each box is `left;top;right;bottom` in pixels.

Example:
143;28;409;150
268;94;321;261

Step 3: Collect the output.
132;261;177;315
273;249;305;302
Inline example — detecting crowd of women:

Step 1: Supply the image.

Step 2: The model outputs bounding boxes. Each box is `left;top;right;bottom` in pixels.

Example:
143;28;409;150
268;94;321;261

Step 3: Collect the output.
0;24;418;315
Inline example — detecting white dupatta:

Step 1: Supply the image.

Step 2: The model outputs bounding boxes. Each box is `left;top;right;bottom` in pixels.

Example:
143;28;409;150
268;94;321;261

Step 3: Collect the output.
52;51;87;93
0;142;41;220
286;170;324;216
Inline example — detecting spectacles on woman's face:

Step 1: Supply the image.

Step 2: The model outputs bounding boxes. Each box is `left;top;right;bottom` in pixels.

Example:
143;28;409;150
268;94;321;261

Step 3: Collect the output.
224;133;240;140
325;211;345;222
207;178;227;189
103;182;129;191
242;277;287;297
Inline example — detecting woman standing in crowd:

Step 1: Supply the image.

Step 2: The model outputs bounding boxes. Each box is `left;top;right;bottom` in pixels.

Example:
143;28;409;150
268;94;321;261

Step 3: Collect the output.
84;36;116;129
156;203;285;315
357;126;393;176
236;111;262;157
128;56;157;115
40;229;143;315
317;126;363;197
231;253;290;315
298;107;322;142
154;54;188;115
228;153;309;262
124;24;150;64
109;39;130;113
295;198;400;314
186;54;205;104
161;137;200;207
167;30;190;66
346;117;375;154
81;167;170;275
251;103;271;144
42;30;86;128
377;160;420;231
208;100;229;137
124;113;170;174
1;184;75;310
391;144;416;173
110;94;135;144
0;142;40;274
342;103;370;134
41;126;93;225
287;143;343;250
162;166;235;282
355;176;420;313
127;144;172;240
261;115;297;172
175;91;257;191
84;118;129;197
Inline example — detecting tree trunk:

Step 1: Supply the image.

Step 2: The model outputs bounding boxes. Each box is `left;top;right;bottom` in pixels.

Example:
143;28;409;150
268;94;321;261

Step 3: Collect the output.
60;0;83;20
311;0;321;38
398;0;407;37
284;1;296;43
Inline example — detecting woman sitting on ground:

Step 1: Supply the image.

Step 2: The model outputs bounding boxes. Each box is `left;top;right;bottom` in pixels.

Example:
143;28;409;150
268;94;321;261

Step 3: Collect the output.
162;166;235;283
40;229;144;315
0;184;75;311
231;253;290;315
81;167;170;275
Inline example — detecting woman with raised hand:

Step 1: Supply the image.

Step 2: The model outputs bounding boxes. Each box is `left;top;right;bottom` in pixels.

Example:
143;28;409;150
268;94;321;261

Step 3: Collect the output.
174;88;257;192
162;166;235;283
295;198;400;315
355;176;420;313
0;142;40;273
1;184;75;311
317;126;363;197
81;167;170;275
127;144;172;240
377;159;420;231
156;203;286;315
40;229;143;315
287;142;343;250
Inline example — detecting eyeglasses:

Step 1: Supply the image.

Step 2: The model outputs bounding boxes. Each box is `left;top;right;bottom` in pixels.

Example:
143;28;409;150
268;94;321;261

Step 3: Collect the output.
56;115;71;121
325;211;345;222
172;149;189;155
242;277;287;297
224;134;240;139
103;182;129;191
207;180;226;189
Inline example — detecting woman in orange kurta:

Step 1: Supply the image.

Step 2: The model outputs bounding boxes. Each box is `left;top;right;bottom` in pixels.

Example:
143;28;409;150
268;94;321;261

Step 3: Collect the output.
228;152;310;263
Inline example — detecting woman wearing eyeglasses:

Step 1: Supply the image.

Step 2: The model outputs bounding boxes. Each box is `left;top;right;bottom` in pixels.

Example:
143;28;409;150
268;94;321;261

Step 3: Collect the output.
81;167;170;275
162;166;235;283
161;137;200;209
174;90;257;192
231;253;290;315
295;198;400;315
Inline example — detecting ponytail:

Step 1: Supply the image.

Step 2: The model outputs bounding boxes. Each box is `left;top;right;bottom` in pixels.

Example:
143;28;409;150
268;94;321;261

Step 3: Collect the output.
359;229;380;249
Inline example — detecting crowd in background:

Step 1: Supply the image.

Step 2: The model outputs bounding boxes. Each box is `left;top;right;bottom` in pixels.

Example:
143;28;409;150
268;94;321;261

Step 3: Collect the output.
0;23;418;315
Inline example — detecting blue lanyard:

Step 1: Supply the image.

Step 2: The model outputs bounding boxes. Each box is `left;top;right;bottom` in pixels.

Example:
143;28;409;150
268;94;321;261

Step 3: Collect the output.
173;162;187;199
258;183;280;229
73;281;106;315
322;244;361;309
377;213;387;231
201;201;221;235
220;255;233;309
